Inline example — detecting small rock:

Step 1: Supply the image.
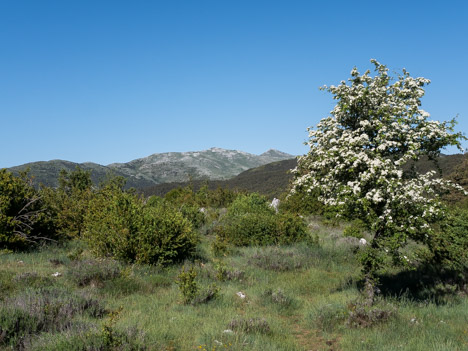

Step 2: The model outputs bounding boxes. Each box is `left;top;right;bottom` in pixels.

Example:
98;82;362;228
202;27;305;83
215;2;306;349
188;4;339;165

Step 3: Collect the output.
223;329;233;334
410;318;417;323
236;291;246;299
359;238;367;245
270;198;280;212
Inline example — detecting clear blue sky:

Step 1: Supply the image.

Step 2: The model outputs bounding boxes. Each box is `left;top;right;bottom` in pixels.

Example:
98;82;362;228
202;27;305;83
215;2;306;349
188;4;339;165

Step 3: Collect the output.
1;0;467;168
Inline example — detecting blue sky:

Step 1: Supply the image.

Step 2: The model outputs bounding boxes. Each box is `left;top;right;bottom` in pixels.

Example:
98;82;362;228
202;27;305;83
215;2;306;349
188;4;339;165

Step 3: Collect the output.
1;0;467;168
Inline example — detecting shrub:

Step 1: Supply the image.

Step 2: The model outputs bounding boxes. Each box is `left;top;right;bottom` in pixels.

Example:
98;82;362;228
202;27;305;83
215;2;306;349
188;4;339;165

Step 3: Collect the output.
176;266;219;305
248;247;305;272
84;185;198;265
0;169;57;251
343;220;366;239
66;259;122;287
428;206;468;273
227;317;271;334
261;288;295;309
176;266;199;304
279;188;324;215
0;287;105;348
41;167;93;239
346;301;395;328
211;235;231;257
178;203;206;229
136;204;198;265
217;193;307;246
276;212;308;244
84;188;142;263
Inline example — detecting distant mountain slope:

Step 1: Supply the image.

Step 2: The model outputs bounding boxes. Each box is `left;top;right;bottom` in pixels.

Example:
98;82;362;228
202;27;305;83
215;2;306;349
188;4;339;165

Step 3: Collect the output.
6;148;293;188
141;158;298;199
142;154;468;199
7;160;155;189
107;148;293;184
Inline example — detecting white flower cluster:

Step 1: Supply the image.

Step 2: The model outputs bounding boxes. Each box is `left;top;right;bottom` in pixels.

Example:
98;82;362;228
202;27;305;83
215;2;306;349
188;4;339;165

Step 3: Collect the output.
293;60;465;242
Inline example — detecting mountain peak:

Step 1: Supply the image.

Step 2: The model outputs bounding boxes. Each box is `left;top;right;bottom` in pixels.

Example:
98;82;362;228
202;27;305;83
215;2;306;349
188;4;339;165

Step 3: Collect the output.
260;149;294;158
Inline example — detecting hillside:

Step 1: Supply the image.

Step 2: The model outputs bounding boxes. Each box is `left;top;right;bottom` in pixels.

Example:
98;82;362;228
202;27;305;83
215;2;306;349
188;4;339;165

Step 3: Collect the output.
142;153;468;199
6;148;293;188
7;160;155;189
142;158;297;199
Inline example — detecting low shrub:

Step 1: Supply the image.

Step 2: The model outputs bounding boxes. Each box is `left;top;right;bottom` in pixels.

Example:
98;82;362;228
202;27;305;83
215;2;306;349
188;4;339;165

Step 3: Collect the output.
227;317;271;334
176;265;199;304
84;186;198;265
310;302;348;332
176;265;220;305
217;193;307;246
66;259;122;287
343;220;366;239
248;247;308;272
0;287;105;348
213;261;244;282
211;235;231;257
345;301;395;328
13;272;53;289
261;288;295;309
428;206;468;273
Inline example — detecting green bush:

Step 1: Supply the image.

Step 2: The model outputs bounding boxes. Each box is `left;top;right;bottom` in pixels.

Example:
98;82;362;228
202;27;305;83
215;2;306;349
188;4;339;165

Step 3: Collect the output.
217;193;307;246
0;169;57;251
135;204;198;265
178;203;206;229
427;206;468;273
41;167;93;239
343;220;366;239
84;185;198;265
279;188;324;215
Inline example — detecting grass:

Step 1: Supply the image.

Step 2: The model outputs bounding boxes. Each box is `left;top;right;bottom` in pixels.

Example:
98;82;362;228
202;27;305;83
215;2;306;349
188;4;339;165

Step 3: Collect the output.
1;217;467;350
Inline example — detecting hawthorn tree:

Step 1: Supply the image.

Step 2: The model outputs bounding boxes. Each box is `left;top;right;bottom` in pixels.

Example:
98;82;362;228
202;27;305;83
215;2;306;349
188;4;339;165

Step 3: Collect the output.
292;60;466;303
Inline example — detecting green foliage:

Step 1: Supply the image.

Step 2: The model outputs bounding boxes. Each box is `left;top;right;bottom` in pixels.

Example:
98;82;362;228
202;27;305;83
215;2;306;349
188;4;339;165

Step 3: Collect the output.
136;204;198;265
176;265;219;305
0;287;105;348
42;167;93;239
343;220;366;239
176;265;199;304
292;60;466;303
84;183;198;265
280;188;324;215
178;203;206;229
217;193;307;246
427;206;468;273
0;169;57;251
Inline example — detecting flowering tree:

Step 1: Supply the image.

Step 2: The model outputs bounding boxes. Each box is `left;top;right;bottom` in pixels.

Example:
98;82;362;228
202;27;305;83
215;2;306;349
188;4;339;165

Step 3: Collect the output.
292;60;466;303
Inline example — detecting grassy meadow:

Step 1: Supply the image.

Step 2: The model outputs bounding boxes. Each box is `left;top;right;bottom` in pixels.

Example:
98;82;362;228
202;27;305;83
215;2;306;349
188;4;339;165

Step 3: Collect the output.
1;215;467;351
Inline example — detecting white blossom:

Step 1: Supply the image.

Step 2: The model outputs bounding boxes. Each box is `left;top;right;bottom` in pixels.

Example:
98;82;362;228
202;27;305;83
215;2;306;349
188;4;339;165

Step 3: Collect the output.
292;59;465;251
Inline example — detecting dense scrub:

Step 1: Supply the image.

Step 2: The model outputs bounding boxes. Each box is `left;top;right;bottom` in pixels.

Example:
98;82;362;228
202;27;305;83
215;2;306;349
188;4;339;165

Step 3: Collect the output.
0;169;58;251
84;182;198;265
215;193;307;246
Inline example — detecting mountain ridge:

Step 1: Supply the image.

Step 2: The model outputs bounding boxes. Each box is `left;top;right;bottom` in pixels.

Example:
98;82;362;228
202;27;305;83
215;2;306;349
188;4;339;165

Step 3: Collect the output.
6;148;294;188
